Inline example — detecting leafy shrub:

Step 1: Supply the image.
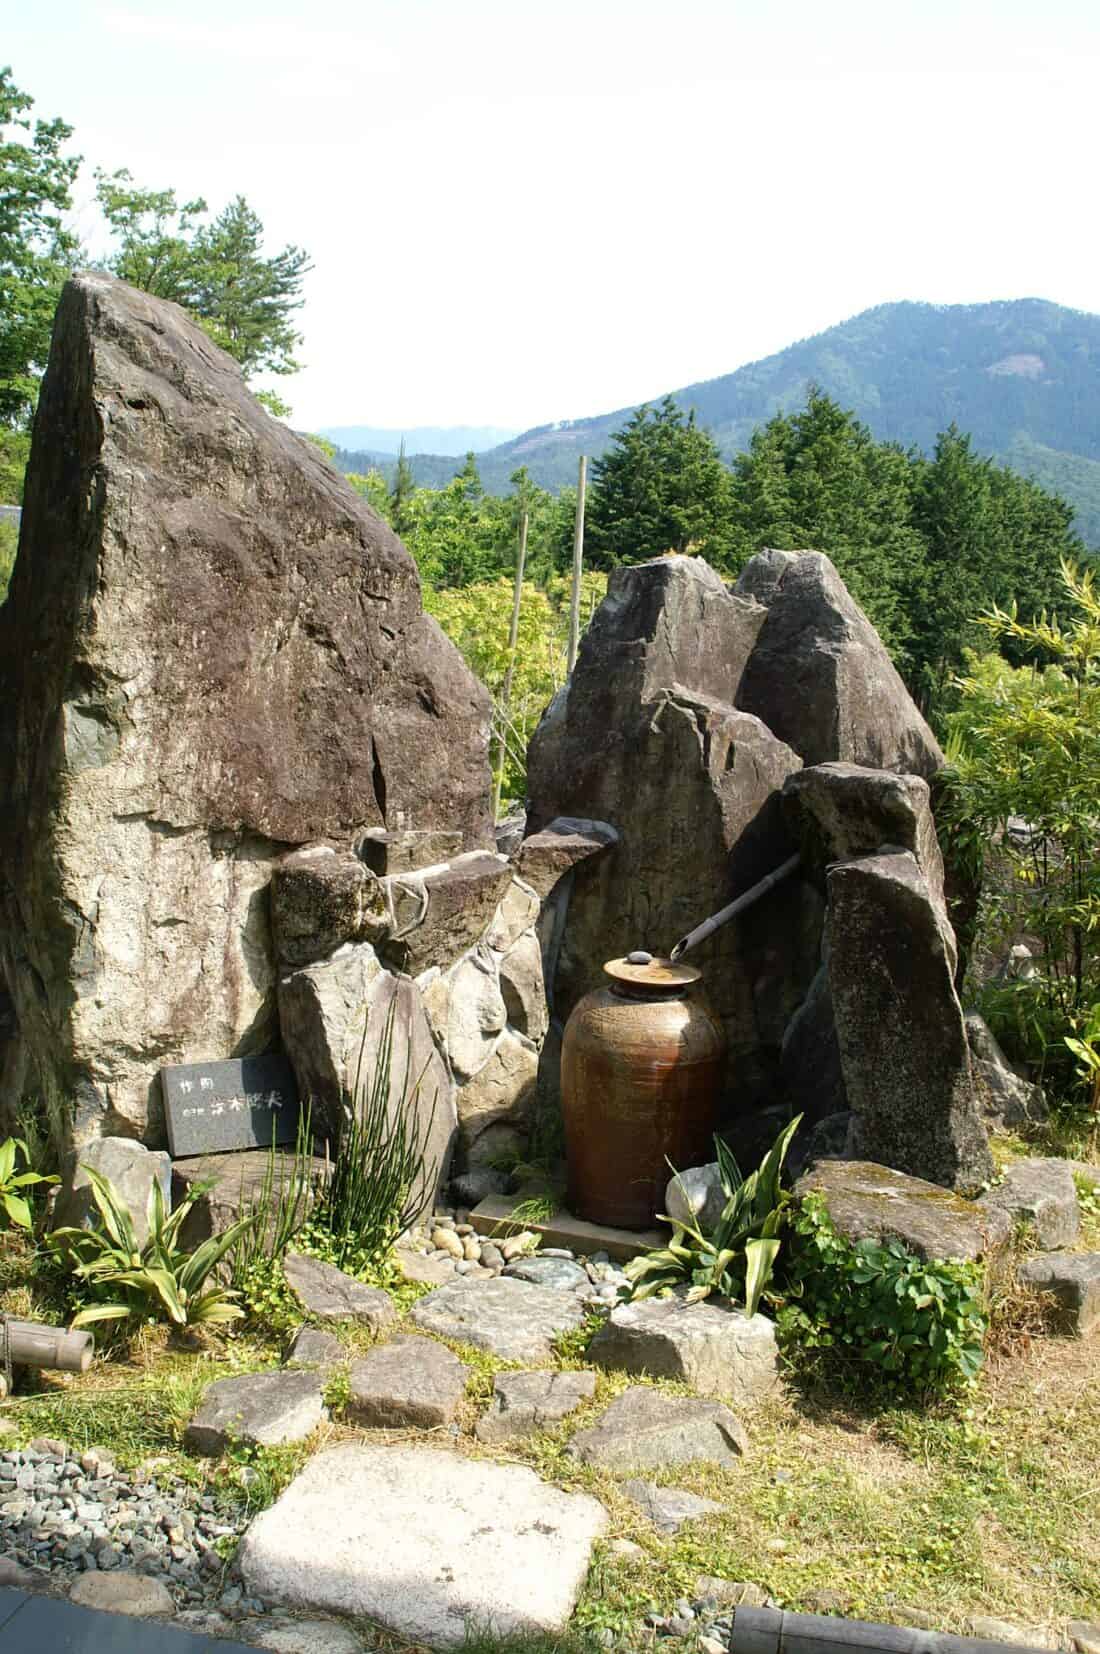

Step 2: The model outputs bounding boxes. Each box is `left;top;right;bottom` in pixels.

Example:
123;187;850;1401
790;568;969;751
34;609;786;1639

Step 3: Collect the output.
624;1116;800;1315
0;1136;57;1230
49;1168;251;1331
776;1195;987;1390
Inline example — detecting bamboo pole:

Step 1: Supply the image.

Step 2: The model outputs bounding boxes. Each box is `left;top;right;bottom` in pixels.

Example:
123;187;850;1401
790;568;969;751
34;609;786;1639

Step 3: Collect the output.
568;454;587;672
494;510;528;820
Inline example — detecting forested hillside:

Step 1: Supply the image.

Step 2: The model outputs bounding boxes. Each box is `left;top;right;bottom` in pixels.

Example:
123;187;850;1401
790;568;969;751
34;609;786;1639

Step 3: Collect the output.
336;299;1100;544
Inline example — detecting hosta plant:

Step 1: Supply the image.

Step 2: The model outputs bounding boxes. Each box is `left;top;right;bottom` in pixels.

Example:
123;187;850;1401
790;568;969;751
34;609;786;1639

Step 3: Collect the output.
624;1114;801;1315
0;1136;57;1230
49;1168;252;1330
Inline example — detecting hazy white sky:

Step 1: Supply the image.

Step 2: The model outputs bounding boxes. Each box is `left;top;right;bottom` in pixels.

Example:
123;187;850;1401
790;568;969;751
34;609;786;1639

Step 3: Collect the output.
7;1;1100;431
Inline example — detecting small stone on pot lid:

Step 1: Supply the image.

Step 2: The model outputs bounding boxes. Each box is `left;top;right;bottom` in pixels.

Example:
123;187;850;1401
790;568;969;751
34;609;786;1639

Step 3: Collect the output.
626;950;653;965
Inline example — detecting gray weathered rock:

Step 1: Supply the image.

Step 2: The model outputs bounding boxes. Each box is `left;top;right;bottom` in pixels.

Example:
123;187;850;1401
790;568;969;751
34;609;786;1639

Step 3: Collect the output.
735;550;943;778
475;1369;597;1443
69;1569;176;1616
503;1254;590;1291
965;1013;1047;1128
980;1158;1080;1250
54;1136;171;1248
498;929;549;1044
454;1030;539;1160
587;1294;779;1408
0;273;492;1148
782;762;947;909
1017;1251;1100;1336
409;1275;586;1361
1069;1623;1100;1654
381;852;512;975
252;1621;367;1654
664;1163;727;1235
567;1386;748;1469
346;1334;468;1428
270;846;389;968
283;1254;397;1330
787;1110;852;1179
185;1370;326;1456
278;950;456;1198
794;1160;1010;1262
826;851;993;1190
485;878;541;954
170;1147;329;1251
238;1443;608;1644
284;1326;346;1371
528;555;823;1111
515;818;620;902
622;1480;722;1533
532;672;814;1110
445;948;508;1080
358;827;463;876
779;965;847;1130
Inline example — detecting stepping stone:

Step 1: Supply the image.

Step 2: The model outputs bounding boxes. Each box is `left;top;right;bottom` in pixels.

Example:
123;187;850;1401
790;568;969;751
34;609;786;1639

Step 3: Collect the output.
283;1254;397;1330
69;1570;175;1616
409;1276;587;1361
254;1620;367;1653
795;1160;1010;1262
284;1327;345;1370
1069;1621;1100;1654
980;1157;1080;1250
588;1293;779;1408
1018;1251;1100;1335
503;1255;590;1292
185;1370;326;1456
238;1442;608;1645
566;1386;748;1470
475;1369;596;1443
346;1335;468;1429
622;1479;722;1533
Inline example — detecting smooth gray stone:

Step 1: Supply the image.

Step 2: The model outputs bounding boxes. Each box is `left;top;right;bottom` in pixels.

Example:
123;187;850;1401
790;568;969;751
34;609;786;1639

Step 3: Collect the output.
346;1336;468;1429
409;1276;586;1362
282;1254;396;1330
622;1480;722;1533
566;1386;749;1469
475;1369;596;1444
184;1371;326;1457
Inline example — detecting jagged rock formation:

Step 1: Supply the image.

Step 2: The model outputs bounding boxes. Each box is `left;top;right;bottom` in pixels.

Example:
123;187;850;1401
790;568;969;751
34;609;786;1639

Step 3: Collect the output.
0;274;492;1150
735;550;944;778
825;851;993;1190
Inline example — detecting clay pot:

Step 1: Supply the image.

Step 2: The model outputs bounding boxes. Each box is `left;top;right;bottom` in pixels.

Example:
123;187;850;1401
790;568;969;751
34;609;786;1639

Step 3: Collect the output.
561;955;726;1230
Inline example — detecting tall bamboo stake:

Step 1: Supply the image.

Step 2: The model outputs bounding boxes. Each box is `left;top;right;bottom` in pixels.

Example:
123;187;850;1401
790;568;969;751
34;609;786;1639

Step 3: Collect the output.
494;510;528;820
568;454;587;672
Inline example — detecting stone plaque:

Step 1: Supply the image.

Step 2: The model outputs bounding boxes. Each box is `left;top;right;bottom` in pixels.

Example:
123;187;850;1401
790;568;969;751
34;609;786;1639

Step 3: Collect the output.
161;1053;301;1158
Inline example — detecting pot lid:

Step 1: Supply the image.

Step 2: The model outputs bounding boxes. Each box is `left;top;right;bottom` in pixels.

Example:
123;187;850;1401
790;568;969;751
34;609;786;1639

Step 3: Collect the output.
604;951;701;990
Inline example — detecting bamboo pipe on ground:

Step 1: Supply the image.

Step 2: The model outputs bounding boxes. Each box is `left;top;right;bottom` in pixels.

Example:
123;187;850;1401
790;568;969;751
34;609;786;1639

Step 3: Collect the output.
729;1607;1051;1654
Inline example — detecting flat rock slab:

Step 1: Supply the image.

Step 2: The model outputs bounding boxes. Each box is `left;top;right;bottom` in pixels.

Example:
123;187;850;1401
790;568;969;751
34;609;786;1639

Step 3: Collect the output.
283;1254;397;1330
475;1369;596;1443
238;1443;608;1646
1018;1251;1100;1336
503;1255;590;1292
795;1159;1010;1262
470;1197;664;1263
284;1326;346;1370
185;1370;325;1456
409;1276;587;1361
980;1158;1080;1250
254;1623;367;1653
347;1335;468;1428
588;1293;778;1408
622;1479;722;1533
566;1385;748;1469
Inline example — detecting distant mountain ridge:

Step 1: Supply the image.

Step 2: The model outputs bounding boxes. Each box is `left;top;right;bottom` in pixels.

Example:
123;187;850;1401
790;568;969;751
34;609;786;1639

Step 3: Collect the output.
332;299;1100;546
321;423;520;457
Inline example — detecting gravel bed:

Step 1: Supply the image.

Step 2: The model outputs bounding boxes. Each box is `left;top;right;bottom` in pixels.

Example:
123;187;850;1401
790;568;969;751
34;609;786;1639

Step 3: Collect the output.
0;1439;268;1620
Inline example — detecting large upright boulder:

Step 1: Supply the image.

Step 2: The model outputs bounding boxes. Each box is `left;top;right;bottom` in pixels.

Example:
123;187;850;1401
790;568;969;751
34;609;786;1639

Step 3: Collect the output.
825;851;992;1190
0;274;492;1148
736;550;943;779
527;557;819;1114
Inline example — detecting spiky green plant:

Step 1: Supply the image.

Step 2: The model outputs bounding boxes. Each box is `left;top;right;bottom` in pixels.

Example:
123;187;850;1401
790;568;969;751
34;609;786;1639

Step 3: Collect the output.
49;1167;252;1329
310;997;438;1271
624;1114;802;1315
228;1103;320;1287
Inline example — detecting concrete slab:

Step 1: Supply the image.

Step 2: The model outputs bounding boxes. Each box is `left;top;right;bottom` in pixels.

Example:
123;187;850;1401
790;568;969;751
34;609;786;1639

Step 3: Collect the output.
470;1195;663;1262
